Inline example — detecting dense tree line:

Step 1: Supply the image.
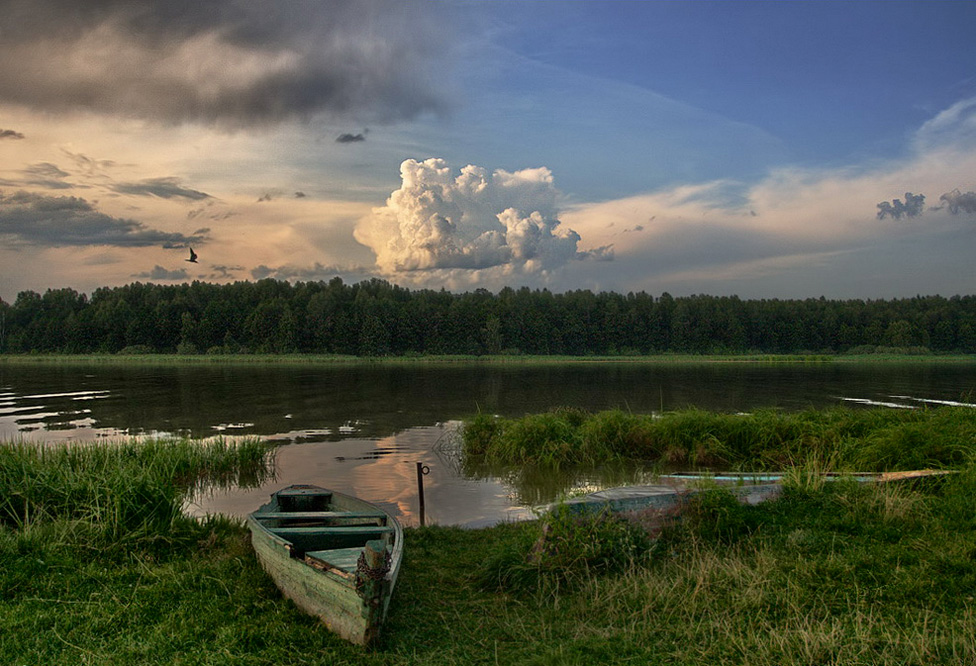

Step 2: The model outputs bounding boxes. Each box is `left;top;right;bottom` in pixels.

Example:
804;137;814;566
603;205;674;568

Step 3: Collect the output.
2;278;975;356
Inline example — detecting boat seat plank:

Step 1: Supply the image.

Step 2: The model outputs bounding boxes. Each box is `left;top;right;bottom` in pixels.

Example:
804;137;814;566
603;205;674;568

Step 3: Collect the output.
305;547;364;574
253;511;387;521
269;525;394;538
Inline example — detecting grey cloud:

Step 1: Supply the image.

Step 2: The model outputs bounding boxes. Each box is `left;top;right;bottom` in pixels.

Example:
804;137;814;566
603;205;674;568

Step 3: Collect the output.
0;0;452;127
209;264;244;279
576;245;615;261
336;132;366;143
21;162;72;189
188;204;235;221
132;265;189;280
0;129;24;139
939;189;976;215
61;150;116;175
877;192;925;220
112;177;210;200
294;191;307;198
250;262;371;281
0;190;208;247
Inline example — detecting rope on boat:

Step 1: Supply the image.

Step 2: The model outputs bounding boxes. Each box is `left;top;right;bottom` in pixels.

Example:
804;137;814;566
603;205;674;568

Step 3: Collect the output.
355;549;391;592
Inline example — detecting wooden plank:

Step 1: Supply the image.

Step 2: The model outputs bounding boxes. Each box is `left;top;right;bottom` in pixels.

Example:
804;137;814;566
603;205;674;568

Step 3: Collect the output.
253;511;386;521
269;525;394;538
306;547;363;574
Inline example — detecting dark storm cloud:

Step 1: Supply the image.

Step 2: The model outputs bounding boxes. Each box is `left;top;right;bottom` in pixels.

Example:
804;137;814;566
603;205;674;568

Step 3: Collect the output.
876;192;925;220
0;129;24;139
132;265;189;280
0;0;452;127
939;189;976;215
0;190;208;247
111;177;211;200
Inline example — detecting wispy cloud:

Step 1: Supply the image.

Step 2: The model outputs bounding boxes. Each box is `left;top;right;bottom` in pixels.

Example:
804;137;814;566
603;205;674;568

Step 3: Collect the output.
336;132;367;143
250;262;371;282
208;264;245;280
111;177;210;200
3;162;73;190
132;265;189;280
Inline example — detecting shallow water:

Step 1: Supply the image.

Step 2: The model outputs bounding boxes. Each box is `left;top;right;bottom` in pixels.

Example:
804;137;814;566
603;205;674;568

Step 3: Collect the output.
2;360;974;526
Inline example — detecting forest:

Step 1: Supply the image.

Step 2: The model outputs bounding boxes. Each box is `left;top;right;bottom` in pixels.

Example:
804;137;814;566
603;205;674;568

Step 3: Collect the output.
1;278;975;356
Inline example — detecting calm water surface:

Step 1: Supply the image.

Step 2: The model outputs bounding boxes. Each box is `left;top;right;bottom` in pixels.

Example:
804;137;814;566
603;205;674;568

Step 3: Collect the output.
2;360;974;526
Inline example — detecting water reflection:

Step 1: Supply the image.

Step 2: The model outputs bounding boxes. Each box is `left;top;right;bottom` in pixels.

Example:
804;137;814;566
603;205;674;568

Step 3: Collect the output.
3;360;976;526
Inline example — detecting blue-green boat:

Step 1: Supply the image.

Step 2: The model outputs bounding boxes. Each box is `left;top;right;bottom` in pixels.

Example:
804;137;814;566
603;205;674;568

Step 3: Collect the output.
247;484;403;646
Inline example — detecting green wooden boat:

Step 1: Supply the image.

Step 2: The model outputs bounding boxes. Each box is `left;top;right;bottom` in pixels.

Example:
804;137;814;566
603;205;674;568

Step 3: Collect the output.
247;484;403;646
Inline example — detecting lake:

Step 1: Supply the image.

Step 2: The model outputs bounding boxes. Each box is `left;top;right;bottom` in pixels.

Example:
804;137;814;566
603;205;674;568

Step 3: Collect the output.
2;359;975;527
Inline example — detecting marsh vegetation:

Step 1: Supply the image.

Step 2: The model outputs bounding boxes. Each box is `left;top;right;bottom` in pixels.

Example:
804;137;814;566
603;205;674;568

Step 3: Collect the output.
2;406;975;664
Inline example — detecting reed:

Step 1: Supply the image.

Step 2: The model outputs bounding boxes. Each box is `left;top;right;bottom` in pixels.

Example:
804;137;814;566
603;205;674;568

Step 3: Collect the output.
0;437;271;543
462;406;976;472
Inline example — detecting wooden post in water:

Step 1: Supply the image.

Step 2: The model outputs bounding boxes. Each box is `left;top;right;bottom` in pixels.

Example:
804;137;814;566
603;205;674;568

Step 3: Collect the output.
415;462;429;526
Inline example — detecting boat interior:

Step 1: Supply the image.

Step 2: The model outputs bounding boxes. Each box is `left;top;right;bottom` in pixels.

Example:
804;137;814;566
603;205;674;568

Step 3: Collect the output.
252;487;394;571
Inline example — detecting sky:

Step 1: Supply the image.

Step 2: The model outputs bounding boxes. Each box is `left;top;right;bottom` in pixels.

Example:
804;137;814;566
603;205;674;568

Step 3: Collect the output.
1;0;976;303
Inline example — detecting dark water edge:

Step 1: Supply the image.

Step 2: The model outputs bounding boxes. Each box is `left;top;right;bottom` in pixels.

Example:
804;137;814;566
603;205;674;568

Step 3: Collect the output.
2;358;975;526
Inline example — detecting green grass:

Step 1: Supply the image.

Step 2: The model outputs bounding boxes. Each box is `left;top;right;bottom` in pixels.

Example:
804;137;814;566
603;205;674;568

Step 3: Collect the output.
463;406;976;471
3;412;976;664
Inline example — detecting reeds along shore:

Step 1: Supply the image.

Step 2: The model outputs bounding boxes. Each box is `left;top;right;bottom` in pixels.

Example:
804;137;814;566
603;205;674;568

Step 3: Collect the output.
0;437;271;538
461;405;976;471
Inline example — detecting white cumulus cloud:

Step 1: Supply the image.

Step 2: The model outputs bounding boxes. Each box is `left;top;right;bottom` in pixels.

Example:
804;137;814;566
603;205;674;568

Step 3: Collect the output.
354;158;593;278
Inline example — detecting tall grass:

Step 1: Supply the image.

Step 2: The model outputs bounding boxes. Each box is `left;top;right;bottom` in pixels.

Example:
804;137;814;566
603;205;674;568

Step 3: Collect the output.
462;406;976;472
465;465;976;664
0;437;271;543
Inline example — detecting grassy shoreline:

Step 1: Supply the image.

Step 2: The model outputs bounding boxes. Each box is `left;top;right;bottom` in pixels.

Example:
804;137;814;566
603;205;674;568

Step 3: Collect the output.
3;352;976;366
3;411;976;664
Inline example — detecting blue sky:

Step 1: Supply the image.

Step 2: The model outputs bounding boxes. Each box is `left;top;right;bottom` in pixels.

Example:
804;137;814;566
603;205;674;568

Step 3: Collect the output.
1;0;975;301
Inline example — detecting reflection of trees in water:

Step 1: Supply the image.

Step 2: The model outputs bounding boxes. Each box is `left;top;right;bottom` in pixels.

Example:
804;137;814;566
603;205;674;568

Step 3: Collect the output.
6;362;976;446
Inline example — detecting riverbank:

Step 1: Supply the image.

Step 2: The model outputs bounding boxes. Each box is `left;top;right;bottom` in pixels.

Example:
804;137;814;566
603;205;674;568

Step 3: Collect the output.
3;413;975;664
3;351;976;366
